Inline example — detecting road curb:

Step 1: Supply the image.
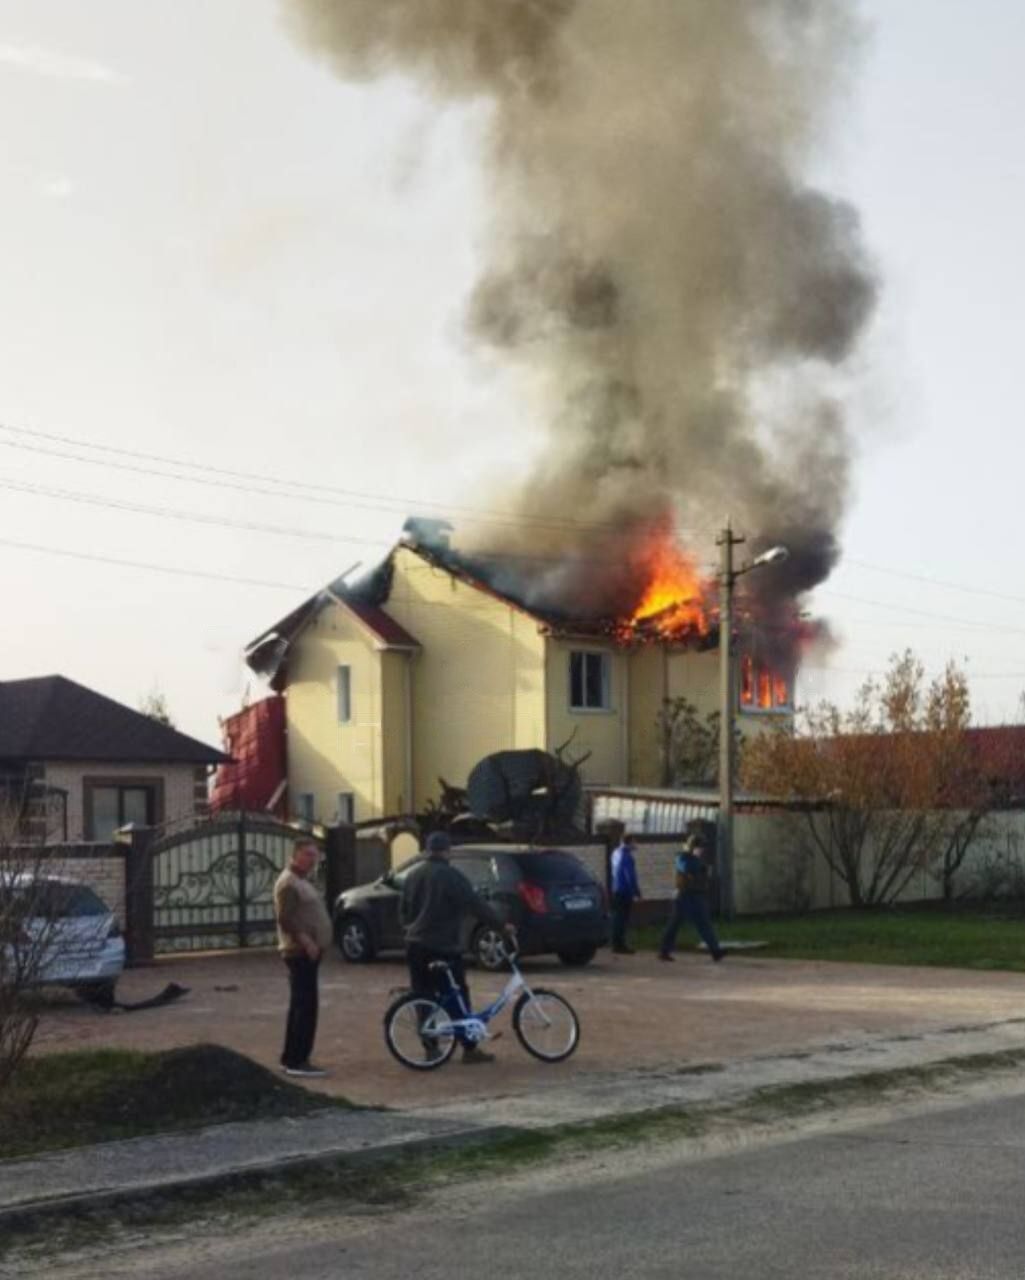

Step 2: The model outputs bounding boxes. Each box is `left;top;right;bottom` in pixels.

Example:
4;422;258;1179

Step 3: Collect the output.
0;1123;519;1235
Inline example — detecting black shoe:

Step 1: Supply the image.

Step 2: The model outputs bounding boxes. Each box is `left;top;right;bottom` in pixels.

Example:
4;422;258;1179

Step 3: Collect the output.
657;953;674;962
712;951;727;963
461;1047;496;1065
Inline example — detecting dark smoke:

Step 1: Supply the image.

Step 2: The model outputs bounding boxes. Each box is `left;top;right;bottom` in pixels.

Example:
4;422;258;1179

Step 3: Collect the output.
283;0;877;633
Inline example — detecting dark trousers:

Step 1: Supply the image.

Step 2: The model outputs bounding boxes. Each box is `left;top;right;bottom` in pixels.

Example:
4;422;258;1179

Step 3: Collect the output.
611;891;634;948
407;943;472;1044
660;893;723;959
281;953;320;1068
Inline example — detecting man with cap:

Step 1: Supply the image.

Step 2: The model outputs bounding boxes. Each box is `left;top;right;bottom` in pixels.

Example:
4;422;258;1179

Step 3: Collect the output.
400;831;515;1064
657;834;726;963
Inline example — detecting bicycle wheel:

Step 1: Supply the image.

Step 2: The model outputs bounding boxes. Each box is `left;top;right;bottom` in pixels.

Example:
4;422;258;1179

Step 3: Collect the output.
384;993;457;1070
512;988;580;1063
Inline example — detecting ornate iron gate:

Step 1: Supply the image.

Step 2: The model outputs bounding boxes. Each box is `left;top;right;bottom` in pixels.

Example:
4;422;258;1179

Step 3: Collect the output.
149;813;323;954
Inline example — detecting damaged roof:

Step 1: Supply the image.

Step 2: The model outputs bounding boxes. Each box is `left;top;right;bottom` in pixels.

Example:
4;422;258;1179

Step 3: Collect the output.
245;524;718;685
0;676;229;765
244;573;421;687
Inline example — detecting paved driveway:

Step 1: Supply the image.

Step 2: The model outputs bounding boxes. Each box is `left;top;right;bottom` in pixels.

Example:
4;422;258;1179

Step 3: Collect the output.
29;947;1025;1109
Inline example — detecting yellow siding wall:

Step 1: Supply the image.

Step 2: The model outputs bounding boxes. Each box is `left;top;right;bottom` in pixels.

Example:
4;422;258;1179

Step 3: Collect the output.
626;646;669;786
628;647;787;786
544;639;627;786
380;650;411;814
285;602;383;823
384;548;547;810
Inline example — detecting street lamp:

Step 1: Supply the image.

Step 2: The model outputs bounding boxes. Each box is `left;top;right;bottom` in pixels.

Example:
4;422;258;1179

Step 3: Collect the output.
717;525;789;920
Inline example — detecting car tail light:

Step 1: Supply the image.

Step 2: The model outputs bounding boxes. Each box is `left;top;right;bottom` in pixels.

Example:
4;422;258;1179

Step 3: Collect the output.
517;881;548;914
107;918;122;939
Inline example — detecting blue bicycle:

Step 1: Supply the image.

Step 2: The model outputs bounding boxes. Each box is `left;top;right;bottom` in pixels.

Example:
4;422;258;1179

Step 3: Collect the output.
383;944;580;1070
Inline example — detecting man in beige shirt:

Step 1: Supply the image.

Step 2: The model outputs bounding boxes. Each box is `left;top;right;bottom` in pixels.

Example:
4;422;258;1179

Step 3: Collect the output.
273;841;333;1077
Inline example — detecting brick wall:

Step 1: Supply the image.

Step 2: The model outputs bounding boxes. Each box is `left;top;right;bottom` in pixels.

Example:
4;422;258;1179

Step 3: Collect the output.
2;844;128;921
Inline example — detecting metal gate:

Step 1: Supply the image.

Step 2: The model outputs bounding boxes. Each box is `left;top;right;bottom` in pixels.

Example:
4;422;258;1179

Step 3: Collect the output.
149;813;323;954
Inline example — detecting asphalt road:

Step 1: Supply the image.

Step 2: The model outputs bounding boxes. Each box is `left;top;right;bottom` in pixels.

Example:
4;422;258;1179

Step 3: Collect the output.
33;1089;1025;1279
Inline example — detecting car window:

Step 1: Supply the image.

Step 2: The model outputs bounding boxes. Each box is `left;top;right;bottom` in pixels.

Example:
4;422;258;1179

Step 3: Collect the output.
30;884;110;918
510;853;596;884
451;855;495;889
388;858;424;888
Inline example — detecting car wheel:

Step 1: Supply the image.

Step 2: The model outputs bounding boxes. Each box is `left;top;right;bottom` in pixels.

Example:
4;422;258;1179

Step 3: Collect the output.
472;924;507;972
336;914;375;963
556;945;597;967
74;981;117;1008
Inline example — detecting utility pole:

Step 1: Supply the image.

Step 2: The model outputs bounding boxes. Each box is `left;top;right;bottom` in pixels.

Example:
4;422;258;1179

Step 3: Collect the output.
716;528;789;923
717;521;745;922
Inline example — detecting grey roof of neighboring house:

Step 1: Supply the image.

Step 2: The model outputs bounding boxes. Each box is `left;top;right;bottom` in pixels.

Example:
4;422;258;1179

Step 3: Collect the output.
0;676;229;765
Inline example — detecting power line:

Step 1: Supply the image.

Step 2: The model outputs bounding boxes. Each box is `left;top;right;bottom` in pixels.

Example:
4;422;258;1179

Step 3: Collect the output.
0;421;718;541
818;591;1025;636
0;478;395;548
0;474;721;572
845;558;1025;608
0;536;309;592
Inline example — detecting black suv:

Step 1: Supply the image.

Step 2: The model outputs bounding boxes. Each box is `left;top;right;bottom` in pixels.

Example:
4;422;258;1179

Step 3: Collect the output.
333;846;609;970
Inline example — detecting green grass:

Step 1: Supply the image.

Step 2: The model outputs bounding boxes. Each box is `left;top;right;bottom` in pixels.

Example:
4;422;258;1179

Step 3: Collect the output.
0;1045;353;1160
10;1044;1025;1265
633;902;1025;971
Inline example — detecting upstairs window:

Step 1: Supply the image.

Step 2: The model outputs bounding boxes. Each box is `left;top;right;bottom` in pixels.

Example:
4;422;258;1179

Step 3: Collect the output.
336;665;352;723
740;655;793;712
570;651;611;711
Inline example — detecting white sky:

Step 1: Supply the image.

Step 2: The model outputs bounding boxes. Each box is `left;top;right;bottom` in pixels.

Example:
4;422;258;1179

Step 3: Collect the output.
2;0;1024;744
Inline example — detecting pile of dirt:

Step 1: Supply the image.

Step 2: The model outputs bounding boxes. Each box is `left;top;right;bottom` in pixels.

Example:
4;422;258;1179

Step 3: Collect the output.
0;1044;348;1160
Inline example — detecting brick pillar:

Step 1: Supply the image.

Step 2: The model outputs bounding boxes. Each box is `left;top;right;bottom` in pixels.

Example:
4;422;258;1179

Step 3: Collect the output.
324;823;356;909
123;827;156;966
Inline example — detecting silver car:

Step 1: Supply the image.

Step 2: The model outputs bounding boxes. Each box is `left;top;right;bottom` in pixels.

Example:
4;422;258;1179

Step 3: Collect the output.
1;874;125;1004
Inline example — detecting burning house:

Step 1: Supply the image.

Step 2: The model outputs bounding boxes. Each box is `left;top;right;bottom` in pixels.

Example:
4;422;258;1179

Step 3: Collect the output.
253;0;880;823
242;518;799;826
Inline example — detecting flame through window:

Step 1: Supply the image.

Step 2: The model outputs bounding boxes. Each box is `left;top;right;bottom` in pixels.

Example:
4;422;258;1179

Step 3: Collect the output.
740;655;792;712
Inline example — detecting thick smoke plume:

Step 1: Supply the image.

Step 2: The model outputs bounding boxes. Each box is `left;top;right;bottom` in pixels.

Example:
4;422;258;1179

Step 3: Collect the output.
283;0;877;637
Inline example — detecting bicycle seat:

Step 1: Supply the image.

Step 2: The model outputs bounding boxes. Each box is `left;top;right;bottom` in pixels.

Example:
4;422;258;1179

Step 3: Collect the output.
427;960;451;974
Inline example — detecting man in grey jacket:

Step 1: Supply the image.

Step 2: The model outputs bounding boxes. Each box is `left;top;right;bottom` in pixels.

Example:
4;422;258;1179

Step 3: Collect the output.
400;831;514;1065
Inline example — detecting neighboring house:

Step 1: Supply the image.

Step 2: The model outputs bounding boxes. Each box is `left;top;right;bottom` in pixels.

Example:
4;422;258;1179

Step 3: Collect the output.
244;531;795;827
0;675;229;843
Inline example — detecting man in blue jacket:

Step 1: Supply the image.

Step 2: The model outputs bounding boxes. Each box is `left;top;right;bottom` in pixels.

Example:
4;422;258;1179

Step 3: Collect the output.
657;834;726;962
610;833;642;955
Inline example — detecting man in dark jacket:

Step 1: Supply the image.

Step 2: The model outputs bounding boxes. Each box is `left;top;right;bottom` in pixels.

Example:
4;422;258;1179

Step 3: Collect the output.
657;834;726;963
400;831;514;1065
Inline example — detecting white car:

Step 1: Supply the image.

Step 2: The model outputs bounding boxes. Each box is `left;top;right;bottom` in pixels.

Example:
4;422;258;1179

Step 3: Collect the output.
1;874;126;1004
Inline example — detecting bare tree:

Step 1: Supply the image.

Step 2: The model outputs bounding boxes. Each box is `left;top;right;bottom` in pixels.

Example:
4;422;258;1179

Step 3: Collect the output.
743;652;1003;907
656;697;741;788
0;782;64;1092
139;686;174;727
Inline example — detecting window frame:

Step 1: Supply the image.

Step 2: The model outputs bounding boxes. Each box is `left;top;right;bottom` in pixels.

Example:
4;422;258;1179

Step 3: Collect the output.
738;654;794;715
336;665;352;724
568;649;613;713
83;777;163;841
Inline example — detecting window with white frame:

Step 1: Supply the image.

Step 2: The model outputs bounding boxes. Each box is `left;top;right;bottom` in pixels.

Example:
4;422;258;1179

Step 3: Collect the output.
296;792;315;823
336;665;352;723
569;650;611;711
739;655;793;712
337;792;355;824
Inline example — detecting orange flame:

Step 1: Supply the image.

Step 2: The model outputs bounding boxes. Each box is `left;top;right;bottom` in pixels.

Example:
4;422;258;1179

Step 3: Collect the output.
622;526;710;641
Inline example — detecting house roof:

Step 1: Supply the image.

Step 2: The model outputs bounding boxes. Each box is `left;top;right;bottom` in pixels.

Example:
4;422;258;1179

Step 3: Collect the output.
244;574;421;687
0;676;229;765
